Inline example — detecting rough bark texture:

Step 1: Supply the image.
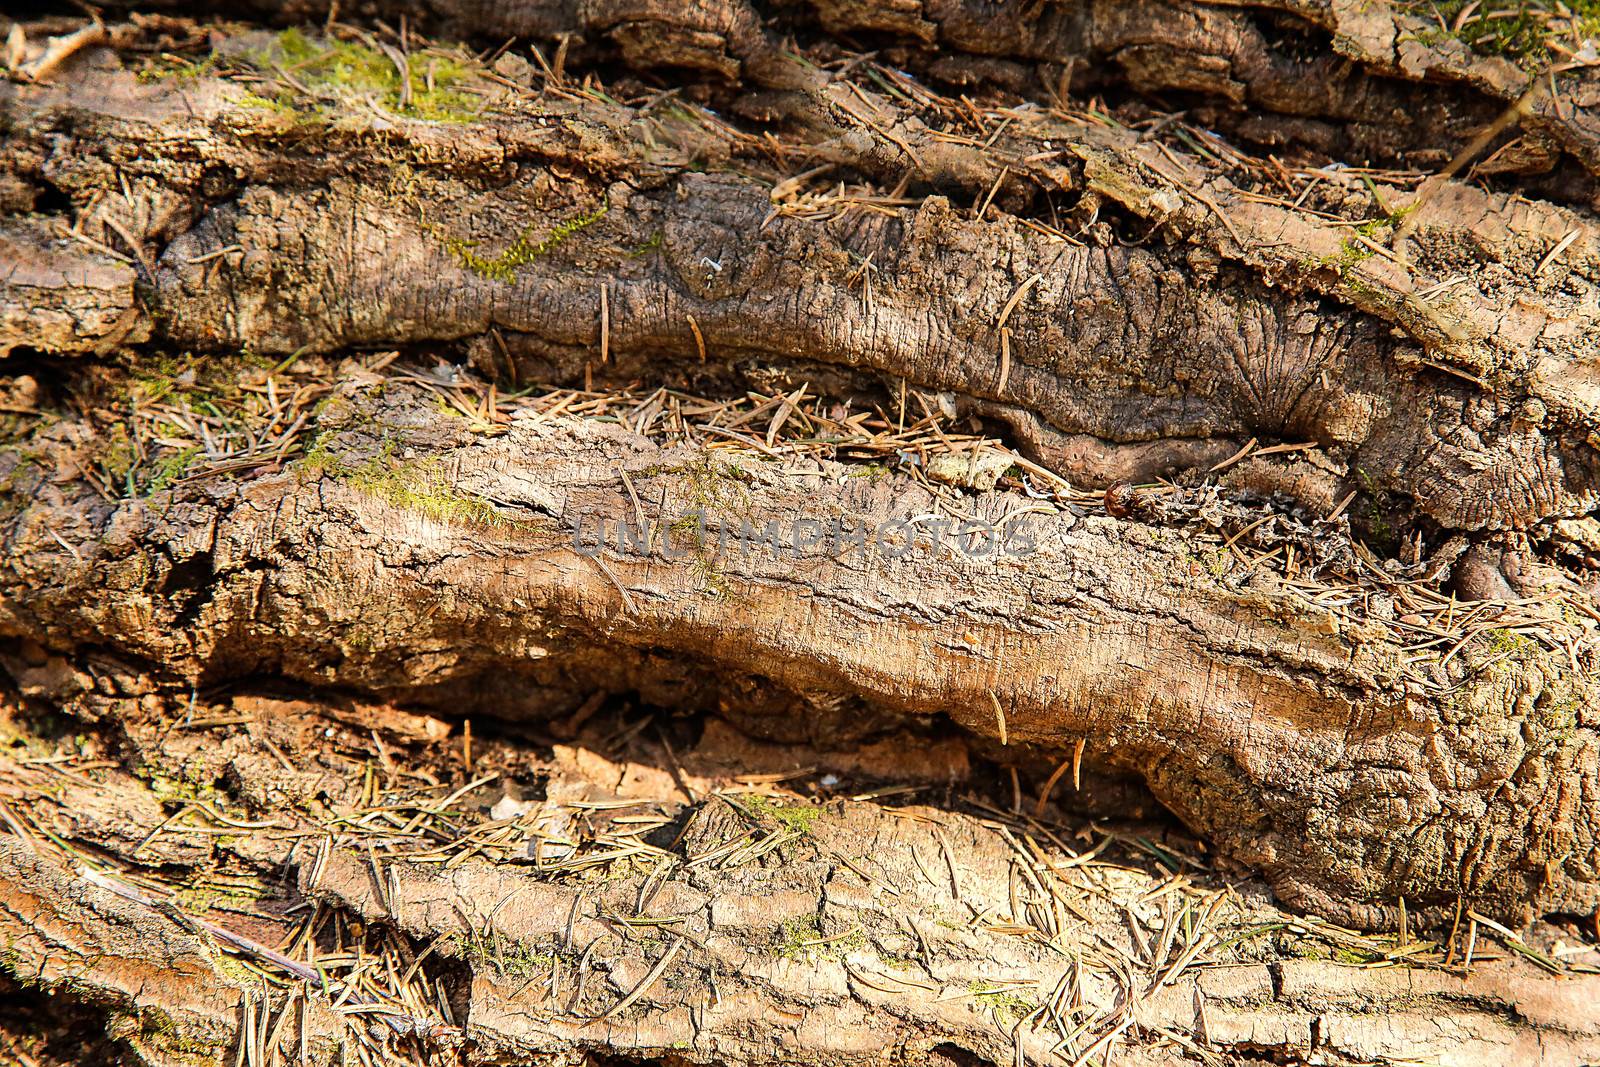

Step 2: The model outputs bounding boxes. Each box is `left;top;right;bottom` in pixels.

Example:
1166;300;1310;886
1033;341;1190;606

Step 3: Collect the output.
5;2;1600;1064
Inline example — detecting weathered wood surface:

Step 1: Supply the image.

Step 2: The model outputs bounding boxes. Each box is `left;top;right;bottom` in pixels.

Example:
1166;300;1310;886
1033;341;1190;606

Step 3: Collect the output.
5;3;1600;1063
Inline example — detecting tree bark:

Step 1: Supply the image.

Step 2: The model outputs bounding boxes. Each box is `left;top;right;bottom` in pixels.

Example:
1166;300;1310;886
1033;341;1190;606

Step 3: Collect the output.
4;3;1600;1064
4;691;1599;1067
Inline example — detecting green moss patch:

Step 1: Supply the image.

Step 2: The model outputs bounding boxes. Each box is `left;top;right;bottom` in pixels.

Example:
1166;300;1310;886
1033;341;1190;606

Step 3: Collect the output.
969;982;1040;1024
743;793;824;834
301;436;507;526
1407;2;1600;69
443;206;608;283
775;916;865;961
241;28;483;122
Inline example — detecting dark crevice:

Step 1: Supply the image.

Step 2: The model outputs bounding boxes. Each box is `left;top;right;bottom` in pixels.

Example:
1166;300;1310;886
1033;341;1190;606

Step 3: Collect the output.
0;977;129;1067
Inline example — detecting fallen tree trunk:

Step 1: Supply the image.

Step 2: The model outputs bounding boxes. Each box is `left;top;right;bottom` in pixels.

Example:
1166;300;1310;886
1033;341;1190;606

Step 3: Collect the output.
4;3;1600;1064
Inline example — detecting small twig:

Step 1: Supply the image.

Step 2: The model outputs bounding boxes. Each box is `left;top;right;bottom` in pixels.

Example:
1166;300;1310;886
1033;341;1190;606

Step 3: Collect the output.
18;19;105;82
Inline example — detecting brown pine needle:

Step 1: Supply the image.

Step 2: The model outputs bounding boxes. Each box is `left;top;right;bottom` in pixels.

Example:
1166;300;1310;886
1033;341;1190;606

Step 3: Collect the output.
596;937;683;1021
998;326;1012;393
1035;755;1074;817
686;312;707;361
997;272;1043;331
1537;228;1582;275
